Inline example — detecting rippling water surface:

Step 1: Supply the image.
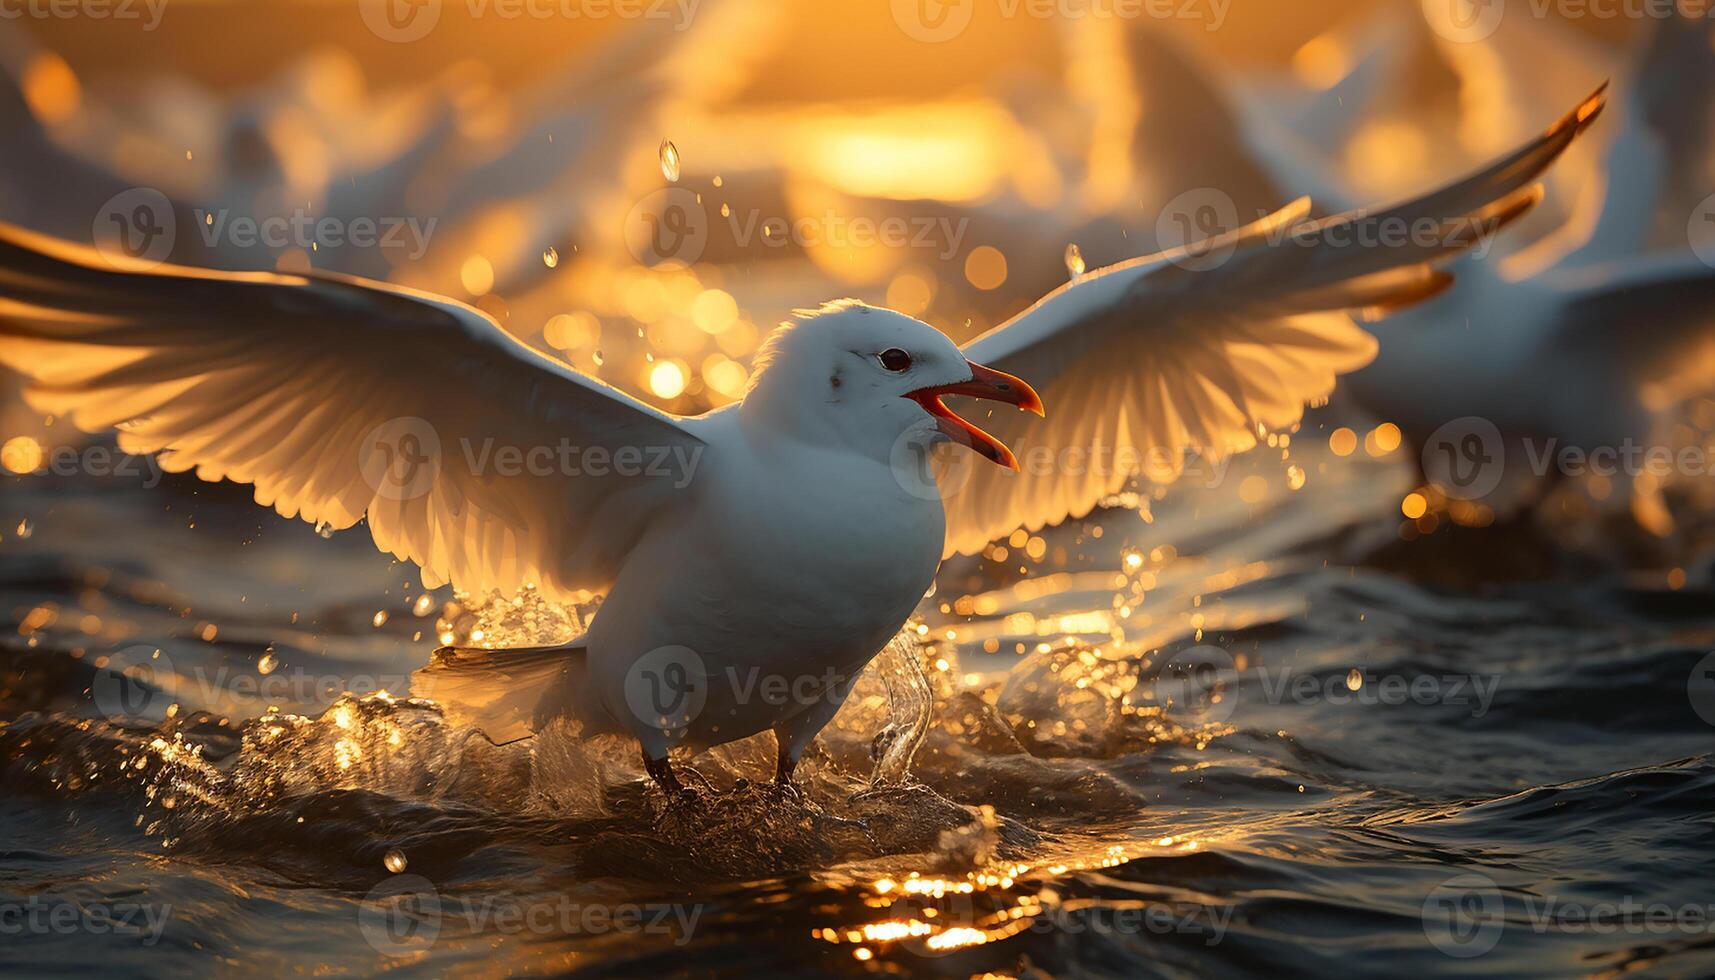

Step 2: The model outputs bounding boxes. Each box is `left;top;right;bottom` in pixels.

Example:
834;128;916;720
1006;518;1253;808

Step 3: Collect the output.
4;431;1715;978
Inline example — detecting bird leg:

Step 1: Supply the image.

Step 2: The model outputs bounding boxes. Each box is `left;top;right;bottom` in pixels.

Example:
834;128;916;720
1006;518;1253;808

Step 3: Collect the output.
767;737;814;806
643;750;695;802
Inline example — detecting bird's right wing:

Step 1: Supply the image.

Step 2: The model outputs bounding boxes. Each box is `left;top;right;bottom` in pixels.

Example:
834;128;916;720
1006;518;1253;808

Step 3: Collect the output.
0;224;704;602
941;87;1606;558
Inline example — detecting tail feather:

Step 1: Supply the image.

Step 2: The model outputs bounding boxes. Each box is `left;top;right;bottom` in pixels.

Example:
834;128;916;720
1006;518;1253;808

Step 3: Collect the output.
411;642;585;745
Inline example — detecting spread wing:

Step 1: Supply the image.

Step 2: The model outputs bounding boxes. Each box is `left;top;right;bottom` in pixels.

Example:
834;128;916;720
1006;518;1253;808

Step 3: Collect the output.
0;224;703;601
942;87;1606;558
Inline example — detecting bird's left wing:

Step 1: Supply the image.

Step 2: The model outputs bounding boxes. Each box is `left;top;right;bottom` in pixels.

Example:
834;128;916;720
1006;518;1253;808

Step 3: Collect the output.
943;87;1606;558
0;224;703;601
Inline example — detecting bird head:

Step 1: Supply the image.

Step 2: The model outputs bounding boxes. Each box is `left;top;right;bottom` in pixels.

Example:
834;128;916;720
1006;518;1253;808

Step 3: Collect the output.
743;300;1044;470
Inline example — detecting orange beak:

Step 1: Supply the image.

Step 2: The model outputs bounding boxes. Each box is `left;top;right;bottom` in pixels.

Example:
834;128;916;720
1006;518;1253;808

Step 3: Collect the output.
904;360;1045;470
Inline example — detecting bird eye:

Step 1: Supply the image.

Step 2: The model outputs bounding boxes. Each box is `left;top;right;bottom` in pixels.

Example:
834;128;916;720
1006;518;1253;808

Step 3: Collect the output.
877;348;912;372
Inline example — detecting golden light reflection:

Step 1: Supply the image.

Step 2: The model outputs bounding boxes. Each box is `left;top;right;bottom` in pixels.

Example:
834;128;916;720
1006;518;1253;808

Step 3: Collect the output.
1292;34;1351;91
1;436;43;474
1328;427;1358;457
1346;120;1432;193
794;103;1011;202
22;53;80;126
648;359;688;399
459;255;496;297
544;311;601;351
964;245;1008;291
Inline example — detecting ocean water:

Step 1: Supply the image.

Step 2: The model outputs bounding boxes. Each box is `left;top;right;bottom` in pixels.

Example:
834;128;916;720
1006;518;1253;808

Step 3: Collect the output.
3;430;1714;978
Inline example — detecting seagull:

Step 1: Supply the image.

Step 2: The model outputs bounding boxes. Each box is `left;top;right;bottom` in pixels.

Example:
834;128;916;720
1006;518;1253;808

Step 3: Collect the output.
0;89;1603;798
1266;11;1715;534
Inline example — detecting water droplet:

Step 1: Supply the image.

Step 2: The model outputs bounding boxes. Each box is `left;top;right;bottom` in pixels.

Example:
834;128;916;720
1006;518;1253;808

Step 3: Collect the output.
719;203;730;218
413;594;436;617
1286;464;1306;490
384;848;408;873
542;246;558;269
14;519;31;539
712;175;723;188
1064;243;1085;280
257;646;278;675
592;350;605;366
314;521;333;539
1346;668;1362;691
659;140;681;182
373;610;389;628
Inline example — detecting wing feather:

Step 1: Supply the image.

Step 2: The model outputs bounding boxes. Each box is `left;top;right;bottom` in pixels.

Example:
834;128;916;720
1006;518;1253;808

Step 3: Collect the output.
943;87;1606;557
0;223;703;601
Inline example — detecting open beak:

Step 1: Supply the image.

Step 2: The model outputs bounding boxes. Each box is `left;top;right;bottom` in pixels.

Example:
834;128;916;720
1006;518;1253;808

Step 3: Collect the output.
904;360;1045;470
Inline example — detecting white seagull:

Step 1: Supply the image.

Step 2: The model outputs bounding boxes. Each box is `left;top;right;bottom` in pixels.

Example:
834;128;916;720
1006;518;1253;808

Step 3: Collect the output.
0;90;1602;797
